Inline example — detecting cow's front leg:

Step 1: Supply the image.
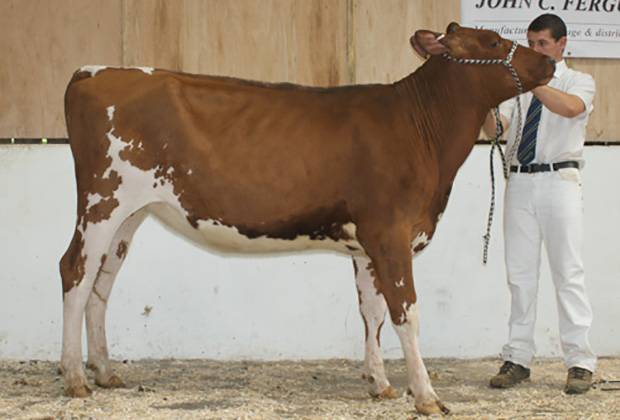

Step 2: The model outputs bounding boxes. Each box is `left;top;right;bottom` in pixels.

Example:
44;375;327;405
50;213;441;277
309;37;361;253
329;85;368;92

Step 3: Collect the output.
353;256;398;399
360;230;448;415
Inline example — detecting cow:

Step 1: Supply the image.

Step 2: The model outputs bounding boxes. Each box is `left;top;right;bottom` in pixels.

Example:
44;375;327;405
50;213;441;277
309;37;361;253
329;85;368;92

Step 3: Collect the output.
60;22;554;415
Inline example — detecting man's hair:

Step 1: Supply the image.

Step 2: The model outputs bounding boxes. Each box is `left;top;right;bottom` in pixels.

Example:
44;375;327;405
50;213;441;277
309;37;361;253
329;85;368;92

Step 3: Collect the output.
528;14;567;40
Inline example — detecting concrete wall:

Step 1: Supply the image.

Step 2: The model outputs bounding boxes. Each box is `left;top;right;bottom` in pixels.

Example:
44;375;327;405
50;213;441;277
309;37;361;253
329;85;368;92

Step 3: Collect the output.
1;145;618;361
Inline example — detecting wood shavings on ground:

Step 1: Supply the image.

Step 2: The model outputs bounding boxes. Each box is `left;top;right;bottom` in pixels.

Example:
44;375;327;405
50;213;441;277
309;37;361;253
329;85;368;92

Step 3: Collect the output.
0;357;619;419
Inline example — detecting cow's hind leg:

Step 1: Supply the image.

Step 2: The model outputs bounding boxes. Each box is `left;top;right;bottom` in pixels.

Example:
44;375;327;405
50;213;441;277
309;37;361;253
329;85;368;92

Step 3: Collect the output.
59;209;139;397
353;256;398;399
85;210;147;389
358;227;448;415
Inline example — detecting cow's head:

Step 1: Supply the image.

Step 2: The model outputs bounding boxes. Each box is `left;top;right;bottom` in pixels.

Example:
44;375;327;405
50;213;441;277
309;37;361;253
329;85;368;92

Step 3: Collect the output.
411;22;555;106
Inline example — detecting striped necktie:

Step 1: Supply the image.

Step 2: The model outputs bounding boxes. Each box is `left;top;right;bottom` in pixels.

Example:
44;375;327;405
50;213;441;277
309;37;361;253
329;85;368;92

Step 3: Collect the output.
517;96;542;164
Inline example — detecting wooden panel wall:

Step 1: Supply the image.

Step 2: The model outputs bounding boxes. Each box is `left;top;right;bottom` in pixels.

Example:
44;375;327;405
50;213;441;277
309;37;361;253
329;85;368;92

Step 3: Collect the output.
0;0;617;140
352;0;460;83
122;0;349;85
570;59;619;141
0;0;122;137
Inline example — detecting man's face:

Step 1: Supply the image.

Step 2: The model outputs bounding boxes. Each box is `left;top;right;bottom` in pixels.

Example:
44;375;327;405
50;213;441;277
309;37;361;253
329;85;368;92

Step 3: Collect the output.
527;29;566;62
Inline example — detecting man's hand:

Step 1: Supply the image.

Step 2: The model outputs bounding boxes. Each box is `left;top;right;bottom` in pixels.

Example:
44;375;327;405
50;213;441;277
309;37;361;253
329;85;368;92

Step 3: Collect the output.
482;111;509;139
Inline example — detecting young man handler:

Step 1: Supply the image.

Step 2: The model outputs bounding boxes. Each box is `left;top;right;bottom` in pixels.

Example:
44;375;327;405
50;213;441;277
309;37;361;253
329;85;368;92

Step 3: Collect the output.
482;13;597;394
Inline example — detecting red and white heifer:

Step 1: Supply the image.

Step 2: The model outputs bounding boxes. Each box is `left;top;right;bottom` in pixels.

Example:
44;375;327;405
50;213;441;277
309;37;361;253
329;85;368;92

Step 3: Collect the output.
60;23;553;414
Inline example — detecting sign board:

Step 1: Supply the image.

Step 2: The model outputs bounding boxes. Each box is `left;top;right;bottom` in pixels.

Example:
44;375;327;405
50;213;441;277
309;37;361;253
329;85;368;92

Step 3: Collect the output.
461;0;620;58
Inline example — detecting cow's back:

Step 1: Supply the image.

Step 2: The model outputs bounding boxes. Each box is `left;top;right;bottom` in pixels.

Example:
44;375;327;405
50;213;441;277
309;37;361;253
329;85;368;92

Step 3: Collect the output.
64;67;413;255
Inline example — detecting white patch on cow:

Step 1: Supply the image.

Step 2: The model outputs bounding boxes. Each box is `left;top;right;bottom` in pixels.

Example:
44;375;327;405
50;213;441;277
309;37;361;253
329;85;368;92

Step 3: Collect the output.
146;202;366;255
354;256;392;394
107;131;179;204
125;138;145;152
62;280;95;388
106;106;115;122
411;232;429;256
163;143;168;150
187;169;193;175
132;66;154;75
393;303;440;407
395;277;405;288
100;129;181;209
399;303;407;324
80;65;107;77
79;65;153;78
397;302;419;334
172;219;364;255
87;105;189;234
86;192;105;210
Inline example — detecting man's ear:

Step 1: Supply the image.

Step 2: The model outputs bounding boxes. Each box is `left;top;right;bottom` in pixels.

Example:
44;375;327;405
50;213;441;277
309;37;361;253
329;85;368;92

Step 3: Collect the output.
410;30;448;59
558;35;568;54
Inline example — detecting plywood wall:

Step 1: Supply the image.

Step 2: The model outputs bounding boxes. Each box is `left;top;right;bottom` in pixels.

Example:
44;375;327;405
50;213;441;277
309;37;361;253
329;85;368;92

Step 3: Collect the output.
0;0;617;140
122;0;349;85
0;0;122;137
352;0;460;83
569;59;619;142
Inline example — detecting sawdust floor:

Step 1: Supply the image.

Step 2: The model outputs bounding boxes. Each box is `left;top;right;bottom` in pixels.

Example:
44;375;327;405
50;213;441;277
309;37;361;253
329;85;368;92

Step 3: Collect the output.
1;357;619;419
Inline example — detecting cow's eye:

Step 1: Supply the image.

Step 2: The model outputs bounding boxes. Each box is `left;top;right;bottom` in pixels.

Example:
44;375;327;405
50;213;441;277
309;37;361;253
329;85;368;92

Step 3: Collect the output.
491;41;500;48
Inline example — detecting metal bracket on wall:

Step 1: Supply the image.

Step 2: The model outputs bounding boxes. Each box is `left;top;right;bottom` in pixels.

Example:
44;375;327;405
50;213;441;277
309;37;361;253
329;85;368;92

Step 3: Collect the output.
0;138;69;144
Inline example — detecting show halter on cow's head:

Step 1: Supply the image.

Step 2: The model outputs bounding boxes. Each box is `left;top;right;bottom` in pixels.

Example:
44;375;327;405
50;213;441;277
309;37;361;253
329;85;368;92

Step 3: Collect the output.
411;22;554;102
411;23;528;101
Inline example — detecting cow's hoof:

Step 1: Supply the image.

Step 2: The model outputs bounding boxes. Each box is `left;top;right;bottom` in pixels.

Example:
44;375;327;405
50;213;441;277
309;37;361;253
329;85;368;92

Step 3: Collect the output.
415;399;450;415
371;385;399;400
96;374;125;389
65;384;93;398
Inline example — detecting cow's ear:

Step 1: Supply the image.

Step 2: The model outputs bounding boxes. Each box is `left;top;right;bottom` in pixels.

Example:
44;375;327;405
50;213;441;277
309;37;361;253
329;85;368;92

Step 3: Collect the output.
411;30;448;59
446;22;460;34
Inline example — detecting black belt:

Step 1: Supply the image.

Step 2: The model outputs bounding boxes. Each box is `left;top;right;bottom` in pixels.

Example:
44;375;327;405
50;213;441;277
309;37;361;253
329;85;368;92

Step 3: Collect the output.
510;160;579;173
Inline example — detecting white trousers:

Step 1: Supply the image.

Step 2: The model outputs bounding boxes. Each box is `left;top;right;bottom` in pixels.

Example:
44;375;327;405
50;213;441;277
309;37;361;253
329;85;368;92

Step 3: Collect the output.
501;168;596;372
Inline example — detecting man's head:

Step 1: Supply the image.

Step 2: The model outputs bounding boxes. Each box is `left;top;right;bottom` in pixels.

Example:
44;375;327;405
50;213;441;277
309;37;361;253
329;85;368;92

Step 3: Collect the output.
527;14;567;62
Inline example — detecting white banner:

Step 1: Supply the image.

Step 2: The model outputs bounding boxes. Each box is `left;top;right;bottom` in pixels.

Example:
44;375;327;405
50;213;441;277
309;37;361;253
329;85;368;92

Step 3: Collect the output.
461;0;620;58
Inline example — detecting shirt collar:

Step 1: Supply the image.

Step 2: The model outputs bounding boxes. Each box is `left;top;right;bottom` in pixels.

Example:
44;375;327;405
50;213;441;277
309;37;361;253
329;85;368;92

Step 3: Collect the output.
554;59;568;78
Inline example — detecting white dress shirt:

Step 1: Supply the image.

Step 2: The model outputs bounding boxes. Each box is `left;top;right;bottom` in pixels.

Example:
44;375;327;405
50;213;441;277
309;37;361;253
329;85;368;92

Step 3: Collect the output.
499;60;595;167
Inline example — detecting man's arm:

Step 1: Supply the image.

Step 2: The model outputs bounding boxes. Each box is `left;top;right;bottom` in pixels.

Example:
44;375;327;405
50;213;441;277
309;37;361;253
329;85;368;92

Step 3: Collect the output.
532;85;585;118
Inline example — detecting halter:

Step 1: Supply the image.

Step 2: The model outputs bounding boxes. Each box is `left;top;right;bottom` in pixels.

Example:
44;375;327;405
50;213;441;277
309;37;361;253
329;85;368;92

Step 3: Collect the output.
442;40;526;264
441;41;524;97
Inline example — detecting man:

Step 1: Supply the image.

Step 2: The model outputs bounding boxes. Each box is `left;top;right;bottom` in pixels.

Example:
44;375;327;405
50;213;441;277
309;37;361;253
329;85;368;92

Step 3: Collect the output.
482;14;596;394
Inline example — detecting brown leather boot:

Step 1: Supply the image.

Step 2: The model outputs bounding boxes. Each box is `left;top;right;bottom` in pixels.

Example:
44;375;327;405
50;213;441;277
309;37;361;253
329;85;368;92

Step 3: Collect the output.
565;367;592;394
489;361;530;388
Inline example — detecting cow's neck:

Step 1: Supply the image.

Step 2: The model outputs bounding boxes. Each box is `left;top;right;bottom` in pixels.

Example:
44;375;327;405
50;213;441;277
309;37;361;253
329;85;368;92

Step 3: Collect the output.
397;57;490;188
